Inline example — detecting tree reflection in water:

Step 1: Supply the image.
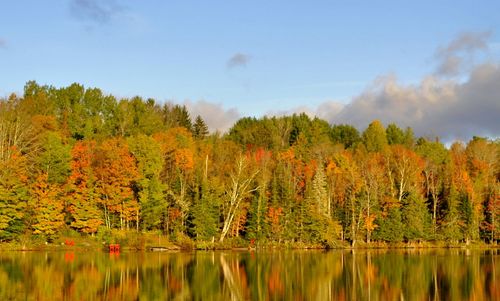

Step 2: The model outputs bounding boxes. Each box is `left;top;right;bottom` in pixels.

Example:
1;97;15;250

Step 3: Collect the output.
0;249;498;300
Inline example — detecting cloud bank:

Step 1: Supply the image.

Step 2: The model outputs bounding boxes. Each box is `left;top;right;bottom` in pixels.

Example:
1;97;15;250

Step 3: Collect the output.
268;32;499;142
330;65;500;141
227;53;251;68
183;100;240;133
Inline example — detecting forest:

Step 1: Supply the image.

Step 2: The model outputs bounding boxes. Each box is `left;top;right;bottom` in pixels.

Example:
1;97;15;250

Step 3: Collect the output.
0;81;498;248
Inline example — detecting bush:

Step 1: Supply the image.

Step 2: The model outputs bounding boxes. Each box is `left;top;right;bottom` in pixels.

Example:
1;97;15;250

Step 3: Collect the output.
174;232;194;250
97;226;113;244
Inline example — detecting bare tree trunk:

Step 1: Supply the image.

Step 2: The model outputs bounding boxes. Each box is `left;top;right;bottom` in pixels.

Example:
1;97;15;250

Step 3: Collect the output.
220;157;258;242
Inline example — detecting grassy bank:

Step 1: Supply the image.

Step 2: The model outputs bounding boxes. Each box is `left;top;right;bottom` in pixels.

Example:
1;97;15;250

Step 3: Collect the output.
1;231;498;252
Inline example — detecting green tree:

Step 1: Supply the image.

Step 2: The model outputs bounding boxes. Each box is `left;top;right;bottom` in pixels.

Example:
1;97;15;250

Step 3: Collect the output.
0;150;29;240
374;205;403;242
128;134;167;231
386;123;415;147
386;123;405;145
330;124;361;149
172;105;193;132
311;162;329;217
191;179;219;240
401;192;430;241
362;120;388;152
448;142;478;243
441;186;462;242
0;94;39;163
114;97;163;137
36;132;71;184
246;149;273;242
193;115;209;139
416;138;449;237
329;152;363;245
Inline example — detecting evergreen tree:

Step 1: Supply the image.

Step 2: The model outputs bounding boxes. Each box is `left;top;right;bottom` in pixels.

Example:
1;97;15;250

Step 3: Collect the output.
172;105;193;132
442;186;463;242
311;162;329;217
191;180;219;240
374;206;403;242
193;115;209;139
401;193;430;241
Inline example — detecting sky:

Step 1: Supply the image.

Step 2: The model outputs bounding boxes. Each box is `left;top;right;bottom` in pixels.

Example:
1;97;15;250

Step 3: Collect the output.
1;0;499;141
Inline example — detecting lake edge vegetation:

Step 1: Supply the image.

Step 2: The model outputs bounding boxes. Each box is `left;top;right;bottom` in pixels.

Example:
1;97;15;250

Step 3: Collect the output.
0;81;499;250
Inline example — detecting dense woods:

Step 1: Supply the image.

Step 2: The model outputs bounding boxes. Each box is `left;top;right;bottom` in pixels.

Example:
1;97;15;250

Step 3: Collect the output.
0;81;498;247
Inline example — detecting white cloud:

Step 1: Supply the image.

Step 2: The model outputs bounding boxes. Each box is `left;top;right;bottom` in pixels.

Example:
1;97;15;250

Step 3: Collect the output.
268;32;500;142
302;63;500;142
183;100;240;133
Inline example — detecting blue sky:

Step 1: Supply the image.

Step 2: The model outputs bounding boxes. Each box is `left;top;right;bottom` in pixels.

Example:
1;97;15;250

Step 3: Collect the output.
1;1;500;139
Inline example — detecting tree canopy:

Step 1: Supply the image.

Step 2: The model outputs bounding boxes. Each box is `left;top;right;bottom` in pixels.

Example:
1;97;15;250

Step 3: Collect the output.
0;81;498;246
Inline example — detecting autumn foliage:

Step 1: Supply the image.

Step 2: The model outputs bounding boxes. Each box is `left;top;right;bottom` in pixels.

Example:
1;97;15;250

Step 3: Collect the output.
0;82;498;245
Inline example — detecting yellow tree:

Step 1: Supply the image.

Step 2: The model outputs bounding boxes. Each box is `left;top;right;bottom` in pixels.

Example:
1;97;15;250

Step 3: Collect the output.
355;149;386;243
465;137;498;242
448;142;479;243
387;145;428;241
94;138;139;230
154;127;195;234
30;173;64;240
328;151;363;245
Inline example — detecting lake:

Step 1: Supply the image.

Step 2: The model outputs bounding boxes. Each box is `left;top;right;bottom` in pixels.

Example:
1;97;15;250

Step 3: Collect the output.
0;249;498;300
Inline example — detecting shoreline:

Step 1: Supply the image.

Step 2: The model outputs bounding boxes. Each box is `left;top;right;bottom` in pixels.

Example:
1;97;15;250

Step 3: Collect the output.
1;241;498;252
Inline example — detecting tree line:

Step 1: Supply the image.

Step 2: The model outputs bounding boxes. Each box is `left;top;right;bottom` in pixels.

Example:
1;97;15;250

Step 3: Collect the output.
0;81;498;246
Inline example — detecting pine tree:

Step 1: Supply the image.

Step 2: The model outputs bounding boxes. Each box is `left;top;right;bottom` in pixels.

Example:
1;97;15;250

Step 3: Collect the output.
311;162;329;217
401;192;430;241
193;115;209;139
374;205;403;242
191;180;219;240
172;105;193;132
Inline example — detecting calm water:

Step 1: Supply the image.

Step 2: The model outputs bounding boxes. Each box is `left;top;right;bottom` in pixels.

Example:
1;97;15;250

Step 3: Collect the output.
0;249;498;300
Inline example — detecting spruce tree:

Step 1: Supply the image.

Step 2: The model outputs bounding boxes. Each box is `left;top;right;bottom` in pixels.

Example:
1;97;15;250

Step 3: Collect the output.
172;105;193;131
193;115;209;139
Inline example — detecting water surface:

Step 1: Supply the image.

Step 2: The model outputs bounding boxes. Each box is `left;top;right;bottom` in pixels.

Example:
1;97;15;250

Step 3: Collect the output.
0;249;498;300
